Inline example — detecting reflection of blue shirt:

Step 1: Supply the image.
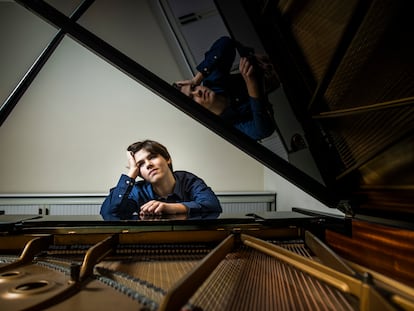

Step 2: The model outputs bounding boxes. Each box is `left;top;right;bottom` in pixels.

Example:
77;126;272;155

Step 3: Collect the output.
197;36;275;141
100;171;222;220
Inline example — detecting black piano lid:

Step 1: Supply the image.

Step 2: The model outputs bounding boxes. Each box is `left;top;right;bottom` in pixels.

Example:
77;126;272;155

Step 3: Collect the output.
214;0;414;222
10;0;414;225
0;211;326;235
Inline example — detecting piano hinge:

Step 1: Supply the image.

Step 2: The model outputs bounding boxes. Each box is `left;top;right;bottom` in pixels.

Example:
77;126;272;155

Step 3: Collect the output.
336;200;354;217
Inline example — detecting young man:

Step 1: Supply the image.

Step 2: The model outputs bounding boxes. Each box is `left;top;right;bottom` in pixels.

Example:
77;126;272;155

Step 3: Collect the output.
174;36;276;141
100;140;222;220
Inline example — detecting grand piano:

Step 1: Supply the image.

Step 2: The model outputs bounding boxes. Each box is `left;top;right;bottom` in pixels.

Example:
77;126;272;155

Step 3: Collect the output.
0;0;413;310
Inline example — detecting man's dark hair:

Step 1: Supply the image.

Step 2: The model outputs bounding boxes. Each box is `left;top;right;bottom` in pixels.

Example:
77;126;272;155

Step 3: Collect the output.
127;140;173;171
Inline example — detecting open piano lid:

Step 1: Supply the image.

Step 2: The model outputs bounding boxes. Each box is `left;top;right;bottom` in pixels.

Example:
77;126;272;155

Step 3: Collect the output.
214;0;414;224
12;0;414;225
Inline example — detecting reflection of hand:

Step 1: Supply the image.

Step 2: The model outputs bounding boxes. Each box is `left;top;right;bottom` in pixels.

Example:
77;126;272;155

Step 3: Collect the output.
174;79;195;98
126;151;139;179
139;213;187;221
176;83;194;97
174;79;194;87
170;213;188;220
240;57;260;98
139;213;162;221
174;72;203;90
239;57;255;80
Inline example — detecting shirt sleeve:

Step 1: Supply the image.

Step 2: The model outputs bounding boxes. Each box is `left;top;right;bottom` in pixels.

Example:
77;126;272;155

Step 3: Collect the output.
232;97;276;141
177;172;222;214
100;174;138;220
196;36;236;80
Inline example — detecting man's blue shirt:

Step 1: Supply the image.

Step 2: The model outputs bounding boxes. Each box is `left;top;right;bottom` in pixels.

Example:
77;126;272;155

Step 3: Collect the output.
196;36;276;140
100;171;222;220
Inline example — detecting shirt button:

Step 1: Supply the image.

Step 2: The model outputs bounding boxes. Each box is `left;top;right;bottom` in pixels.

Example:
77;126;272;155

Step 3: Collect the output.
213;55;218;59
118;194;122;198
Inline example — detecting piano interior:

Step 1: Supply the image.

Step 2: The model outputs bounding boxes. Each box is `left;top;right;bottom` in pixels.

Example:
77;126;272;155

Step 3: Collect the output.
0;215;413;311
1;0;413;310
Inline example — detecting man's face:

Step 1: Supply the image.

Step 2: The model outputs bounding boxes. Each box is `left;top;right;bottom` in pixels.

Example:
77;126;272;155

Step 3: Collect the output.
134;149;171;183
180;84;215;110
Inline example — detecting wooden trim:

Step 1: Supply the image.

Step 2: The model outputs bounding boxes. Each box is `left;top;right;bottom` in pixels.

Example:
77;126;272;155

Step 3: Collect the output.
326;219;414;288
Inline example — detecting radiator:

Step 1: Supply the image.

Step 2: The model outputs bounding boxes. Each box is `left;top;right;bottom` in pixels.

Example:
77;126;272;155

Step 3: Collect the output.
0;192;276;215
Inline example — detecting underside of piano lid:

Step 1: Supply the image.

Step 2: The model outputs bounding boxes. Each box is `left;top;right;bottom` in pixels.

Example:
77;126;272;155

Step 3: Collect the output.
221;0;414;222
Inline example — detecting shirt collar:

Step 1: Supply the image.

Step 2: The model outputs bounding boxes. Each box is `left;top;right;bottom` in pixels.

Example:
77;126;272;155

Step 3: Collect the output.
152;172;182;201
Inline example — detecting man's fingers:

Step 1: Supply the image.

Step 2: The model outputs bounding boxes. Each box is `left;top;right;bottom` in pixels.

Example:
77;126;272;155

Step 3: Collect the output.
140;200;162;215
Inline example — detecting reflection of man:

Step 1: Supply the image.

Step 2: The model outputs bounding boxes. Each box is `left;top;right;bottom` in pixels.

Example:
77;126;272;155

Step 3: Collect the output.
137;213;188;221
174;36;276;141
100;140;222;220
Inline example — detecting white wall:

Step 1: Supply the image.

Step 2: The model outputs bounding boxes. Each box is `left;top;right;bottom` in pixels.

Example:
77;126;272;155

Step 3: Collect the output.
0;1;263;194
0;0;340;215
0;36;264;193
0;1;57;104
264;168;343;215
